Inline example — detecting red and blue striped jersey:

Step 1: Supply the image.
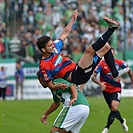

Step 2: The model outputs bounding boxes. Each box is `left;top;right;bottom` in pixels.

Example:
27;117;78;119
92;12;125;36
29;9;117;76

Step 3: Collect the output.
94;58;128;93
39;39;76;82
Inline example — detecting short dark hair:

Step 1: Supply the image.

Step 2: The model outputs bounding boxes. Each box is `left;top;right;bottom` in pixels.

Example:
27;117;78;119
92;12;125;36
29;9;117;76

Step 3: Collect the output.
36;35;51;52
111;47;115;51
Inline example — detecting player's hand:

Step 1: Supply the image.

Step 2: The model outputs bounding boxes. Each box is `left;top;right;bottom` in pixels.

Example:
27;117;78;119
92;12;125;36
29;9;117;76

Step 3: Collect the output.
59;82;68;90
69;98;77;106
40;114;48;124
100;82;106;90
72;9;78;20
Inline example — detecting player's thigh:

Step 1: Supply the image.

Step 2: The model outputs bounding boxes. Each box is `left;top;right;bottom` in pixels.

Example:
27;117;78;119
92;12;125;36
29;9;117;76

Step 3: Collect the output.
103;91;111;108
96;43;111;58
78;46;95;69
54;105;89;132
111;92;121;111
63;105;90;133
111;100;120;111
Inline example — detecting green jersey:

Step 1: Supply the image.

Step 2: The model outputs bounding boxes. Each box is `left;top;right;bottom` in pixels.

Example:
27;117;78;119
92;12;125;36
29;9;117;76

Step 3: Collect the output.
52;78;90;107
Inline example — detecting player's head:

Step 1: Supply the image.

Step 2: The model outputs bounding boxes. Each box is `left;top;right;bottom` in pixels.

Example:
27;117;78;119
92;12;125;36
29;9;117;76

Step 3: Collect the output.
36;35;55;54
1;66;5;71
36;71;48;88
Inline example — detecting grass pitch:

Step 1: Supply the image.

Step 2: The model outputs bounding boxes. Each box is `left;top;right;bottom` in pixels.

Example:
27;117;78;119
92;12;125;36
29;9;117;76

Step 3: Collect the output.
0;97;133;133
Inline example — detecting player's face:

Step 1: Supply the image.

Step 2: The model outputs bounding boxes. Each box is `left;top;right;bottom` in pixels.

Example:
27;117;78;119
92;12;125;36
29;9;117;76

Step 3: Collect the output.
45;40;55;54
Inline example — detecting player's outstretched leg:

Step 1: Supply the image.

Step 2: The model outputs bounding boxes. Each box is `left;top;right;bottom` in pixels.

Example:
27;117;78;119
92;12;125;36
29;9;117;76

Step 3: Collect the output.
104;49;118;78
92;17;120;52
103;16;120;28
114;67;130;81
91;17;120;78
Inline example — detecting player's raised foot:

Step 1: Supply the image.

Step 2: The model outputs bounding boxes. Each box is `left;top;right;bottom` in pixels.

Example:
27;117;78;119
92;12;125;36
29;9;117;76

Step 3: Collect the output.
103;16;120;28
114;67;130;81
102;127;109;133
122;118;128;132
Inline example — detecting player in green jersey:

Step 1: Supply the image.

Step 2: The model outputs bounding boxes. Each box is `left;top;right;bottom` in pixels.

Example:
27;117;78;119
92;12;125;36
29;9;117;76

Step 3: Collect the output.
37;71;90;133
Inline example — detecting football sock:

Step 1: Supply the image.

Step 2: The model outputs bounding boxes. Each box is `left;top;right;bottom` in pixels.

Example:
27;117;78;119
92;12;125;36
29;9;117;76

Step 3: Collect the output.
104;49;119;78
106;111;116;129
92;27;117;51
115;110;124;124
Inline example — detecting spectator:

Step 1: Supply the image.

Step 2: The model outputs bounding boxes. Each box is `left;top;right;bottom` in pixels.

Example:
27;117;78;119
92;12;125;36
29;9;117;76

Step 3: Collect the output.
0;66;8;100
9;35;21;55
15;63;25;100
0;0;132;66
0;36;5;58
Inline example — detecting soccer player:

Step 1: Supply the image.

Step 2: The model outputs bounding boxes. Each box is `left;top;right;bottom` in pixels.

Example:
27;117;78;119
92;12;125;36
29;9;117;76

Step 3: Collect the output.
91;48;133;133
37;71;90;133
36;9;128;90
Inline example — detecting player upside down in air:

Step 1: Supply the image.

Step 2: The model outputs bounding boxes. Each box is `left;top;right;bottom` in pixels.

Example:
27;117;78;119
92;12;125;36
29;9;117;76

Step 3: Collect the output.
36;9;128;91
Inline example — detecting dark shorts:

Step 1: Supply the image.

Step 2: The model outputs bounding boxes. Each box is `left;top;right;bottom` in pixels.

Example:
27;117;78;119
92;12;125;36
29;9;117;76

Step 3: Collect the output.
103;91;121;108
71;55;101;85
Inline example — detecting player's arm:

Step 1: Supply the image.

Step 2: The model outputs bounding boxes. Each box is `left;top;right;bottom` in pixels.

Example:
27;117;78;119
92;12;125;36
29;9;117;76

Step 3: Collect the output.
127;67;133;87
40;102;61;124
118;60;133;86
69;84;77;106
92;72;106;91
47;80;68;91
79;84;86;92
59;9;78;42
37;71;68;90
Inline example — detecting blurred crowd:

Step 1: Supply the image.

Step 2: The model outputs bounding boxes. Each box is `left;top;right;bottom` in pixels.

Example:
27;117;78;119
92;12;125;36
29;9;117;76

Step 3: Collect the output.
0;0;133;63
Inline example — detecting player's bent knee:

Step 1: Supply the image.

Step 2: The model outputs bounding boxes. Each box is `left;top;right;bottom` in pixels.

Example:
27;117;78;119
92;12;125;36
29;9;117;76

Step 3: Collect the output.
111;106;118;112
96;43;111;58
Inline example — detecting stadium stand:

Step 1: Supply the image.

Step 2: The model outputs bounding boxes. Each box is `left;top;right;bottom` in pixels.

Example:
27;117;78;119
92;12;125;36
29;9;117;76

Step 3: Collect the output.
0;0;132;65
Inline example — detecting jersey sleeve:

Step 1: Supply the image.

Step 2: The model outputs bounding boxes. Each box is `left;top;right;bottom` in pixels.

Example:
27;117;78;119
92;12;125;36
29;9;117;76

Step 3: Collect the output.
40;67;53;82
53;39;64;51
94;61;102;74
115;59;128;69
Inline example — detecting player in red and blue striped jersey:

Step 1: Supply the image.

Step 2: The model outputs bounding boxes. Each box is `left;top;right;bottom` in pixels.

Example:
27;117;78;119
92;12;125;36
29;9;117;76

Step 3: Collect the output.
37;9;128;91
92;48;133;133
39;39;76;82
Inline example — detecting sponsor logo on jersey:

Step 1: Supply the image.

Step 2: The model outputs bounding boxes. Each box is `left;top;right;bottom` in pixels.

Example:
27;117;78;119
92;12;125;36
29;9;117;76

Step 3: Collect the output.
84;67;92;73
104;66;107;69
54;55;63;66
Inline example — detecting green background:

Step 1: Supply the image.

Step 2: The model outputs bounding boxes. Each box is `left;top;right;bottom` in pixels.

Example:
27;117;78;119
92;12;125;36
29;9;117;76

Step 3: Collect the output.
1;97;133;133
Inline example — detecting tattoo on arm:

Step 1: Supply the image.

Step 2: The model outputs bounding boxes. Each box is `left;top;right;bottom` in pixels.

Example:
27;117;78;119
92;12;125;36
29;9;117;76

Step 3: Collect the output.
64;29;70;33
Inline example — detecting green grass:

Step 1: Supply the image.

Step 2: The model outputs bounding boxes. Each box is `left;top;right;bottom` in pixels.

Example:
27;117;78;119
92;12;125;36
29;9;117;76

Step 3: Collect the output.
0;97;133;133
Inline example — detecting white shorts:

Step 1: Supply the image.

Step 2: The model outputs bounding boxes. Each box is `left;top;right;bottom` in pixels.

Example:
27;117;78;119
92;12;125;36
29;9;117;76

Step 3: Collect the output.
53;105;90;133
